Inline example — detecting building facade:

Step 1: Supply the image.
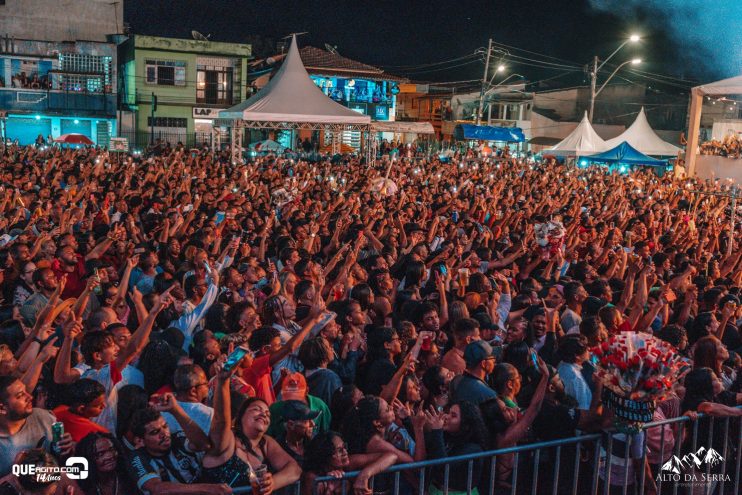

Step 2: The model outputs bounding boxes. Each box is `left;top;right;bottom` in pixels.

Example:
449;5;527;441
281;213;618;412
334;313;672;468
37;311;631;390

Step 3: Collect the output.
118;35;251;148
0;38;117;145
0;0;121;145
0;0;123;44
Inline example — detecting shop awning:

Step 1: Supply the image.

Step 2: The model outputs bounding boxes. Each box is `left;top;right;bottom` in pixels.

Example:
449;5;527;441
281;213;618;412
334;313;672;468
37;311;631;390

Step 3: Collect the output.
454;124;525;142
371;121;435;134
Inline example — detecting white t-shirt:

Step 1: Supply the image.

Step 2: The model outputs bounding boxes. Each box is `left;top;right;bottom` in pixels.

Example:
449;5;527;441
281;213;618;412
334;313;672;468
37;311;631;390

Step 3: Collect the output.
163;401;214;435
82;362;129;431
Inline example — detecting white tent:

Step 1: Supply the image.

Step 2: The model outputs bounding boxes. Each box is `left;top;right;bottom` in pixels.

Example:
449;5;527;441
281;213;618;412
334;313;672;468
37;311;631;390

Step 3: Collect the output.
685;75;742;175
603;107;681;157
219;35;370;125
548;112;607;156
370;121;435;134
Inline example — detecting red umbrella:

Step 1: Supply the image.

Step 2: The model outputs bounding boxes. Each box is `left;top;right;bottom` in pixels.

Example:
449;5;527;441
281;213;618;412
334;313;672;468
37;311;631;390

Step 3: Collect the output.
54;133;94;145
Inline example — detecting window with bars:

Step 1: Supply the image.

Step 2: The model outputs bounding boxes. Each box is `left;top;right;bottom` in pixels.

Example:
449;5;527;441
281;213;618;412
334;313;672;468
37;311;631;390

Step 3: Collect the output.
56;53;112;93
147;117;187;128
145;60;186;86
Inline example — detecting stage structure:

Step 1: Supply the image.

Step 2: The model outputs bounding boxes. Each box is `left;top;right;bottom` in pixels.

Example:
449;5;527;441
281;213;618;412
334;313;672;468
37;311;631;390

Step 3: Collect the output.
686;75;742;176
220;35;372;165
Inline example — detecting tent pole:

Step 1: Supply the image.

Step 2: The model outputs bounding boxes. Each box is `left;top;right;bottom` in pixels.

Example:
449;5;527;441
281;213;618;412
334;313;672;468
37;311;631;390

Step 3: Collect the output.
685;88;703;177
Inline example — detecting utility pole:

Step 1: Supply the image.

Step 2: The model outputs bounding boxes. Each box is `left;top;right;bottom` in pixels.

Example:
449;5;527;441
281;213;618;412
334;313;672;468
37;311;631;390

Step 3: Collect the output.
588;55;598;123
150;92;157;145
476;38;492;126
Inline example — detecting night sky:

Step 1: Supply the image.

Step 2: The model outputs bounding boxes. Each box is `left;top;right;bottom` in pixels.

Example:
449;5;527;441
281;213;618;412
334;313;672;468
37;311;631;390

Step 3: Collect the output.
125;0;735;90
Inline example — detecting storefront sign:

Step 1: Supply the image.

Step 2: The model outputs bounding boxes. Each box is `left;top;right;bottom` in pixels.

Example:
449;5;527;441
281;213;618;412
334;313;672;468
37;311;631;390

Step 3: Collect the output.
375;105;389;120
192;107;220;118
109;137;128;152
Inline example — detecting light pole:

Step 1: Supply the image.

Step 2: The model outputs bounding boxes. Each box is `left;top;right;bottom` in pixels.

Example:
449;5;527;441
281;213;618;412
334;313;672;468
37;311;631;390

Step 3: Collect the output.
588;34;641;122
476;40;507;126
482;73;525;124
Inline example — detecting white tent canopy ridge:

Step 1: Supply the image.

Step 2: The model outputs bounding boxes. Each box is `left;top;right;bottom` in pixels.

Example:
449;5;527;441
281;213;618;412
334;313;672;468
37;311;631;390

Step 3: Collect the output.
370;121;435;134
548;111;607;157
603;107;681;157
219;35;371;126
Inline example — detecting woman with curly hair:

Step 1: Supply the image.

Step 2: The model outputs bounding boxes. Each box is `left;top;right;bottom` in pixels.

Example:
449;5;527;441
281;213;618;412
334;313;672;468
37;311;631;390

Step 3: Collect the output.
301;431;397;495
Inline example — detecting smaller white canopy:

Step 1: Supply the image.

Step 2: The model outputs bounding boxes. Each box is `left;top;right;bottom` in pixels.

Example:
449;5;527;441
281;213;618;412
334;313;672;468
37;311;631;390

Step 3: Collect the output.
220;35;370;125
693;75;742;96
604;107;681;156
549;112;607;156
371;121;434;134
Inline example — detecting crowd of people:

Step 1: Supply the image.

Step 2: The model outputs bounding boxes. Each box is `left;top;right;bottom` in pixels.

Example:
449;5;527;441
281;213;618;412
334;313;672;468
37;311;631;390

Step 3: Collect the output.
0;141;740;495
0;72;52;90
700;133;742;159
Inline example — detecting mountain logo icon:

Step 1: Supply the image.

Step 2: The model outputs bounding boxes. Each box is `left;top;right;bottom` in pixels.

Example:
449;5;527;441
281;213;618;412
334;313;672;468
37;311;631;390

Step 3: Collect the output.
661;448;724;474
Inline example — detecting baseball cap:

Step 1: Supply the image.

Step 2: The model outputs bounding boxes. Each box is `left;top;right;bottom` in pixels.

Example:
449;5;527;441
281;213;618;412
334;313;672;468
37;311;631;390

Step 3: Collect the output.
464;340;495;367
0;234;17;247
281;372;308;401
282;400;320;421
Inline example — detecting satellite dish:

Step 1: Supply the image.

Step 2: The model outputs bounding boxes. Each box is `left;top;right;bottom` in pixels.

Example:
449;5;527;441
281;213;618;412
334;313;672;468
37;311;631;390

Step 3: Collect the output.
324;43;339;55
191;30;210;41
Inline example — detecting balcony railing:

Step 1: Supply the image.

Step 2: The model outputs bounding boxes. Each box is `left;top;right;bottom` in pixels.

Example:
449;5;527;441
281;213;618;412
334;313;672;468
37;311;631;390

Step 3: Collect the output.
0;88;116;117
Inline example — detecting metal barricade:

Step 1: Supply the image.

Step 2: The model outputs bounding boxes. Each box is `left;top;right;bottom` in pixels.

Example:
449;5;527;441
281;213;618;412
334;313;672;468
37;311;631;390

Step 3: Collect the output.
229;411;741;494
308;411;741;495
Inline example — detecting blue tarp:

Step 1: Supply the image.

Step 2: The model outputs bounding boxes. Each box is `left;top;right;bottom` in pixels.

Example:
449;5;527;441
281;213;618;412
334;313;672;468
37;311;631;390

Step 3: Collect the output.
583;141;668;167
455;124;526;142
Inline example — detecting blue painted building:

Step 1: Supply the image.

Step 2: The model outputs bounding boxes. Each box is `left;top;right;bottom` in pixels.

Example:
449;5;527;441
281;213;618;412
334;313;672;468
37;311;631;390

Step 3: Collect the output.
0;38;117;146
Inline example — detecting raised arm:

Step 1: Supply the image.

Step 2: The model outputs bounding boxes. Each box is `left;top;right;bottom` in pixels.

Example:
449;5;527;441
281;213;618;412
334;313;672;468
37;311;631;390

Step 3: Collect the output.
53;316;84;385
114;288;173;369
152;393;211;452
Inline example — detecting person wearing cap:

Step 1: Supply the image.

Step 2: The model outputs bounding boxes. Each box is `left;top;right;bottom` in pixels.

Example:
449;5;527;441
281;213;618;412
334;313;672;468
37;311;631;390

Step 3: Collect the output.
267;372;331;438
275;400;320;465
449;340;498;405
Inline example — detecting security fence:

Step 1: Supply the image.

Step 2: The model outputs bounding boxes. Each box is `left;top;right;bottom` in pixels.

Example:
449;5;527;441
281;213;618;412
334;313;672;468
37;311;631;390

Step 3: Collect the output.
231;410;741;495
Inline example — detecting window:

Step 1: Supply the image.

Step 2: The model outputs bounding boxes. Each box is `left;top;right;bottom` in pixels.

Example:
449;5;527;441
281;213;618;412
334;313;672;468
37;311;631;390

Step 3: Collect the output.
56;53;112;92
145;60;186;86
147;117;187;128
196;64;233;104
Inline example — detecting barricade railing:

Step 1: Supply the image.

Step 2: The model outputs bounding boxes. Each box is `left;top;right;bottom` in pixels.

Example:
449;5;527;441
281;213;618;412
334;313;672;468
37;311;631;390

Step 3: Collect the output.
231;409;741;495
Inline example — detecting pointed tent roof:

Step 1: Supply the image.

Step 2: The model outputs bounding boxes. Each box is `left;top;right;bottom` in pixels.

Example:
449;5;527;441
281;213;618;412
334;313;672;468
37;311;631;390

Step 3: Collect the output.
549;112;607;156
603;107;681;156
219;35;371;125
584;141;667;166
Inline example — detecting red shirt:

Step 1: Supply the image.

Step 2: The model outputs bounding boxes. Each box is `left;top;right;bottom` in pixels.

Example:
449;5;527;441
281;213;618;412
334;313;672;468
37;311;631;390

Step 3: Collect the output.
52;405;109;442
241;354;275;405
51;254;87;299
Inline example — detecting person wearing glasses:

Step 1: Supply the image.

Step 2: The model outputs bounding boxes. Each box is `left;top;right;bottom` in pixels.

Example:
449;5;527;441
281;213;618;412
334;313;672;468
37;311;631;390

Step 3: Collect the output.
301;431;397;495
160;364;213;436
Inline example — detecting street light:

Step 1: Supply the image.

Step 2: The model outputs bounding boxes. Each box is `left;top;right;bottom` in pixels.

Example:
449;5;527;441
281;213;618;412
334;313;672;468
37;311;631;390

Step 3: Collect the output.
588;34;641;122
593;58;642;104
497;64;506;72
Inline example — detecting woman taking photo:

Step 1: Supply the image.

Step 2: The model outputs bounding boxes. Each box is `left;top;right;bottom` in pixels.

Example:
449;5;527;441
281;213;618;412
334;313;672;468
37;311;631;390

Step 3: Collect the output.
201;362;301;493
75;432;136;495
301;431;397;495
